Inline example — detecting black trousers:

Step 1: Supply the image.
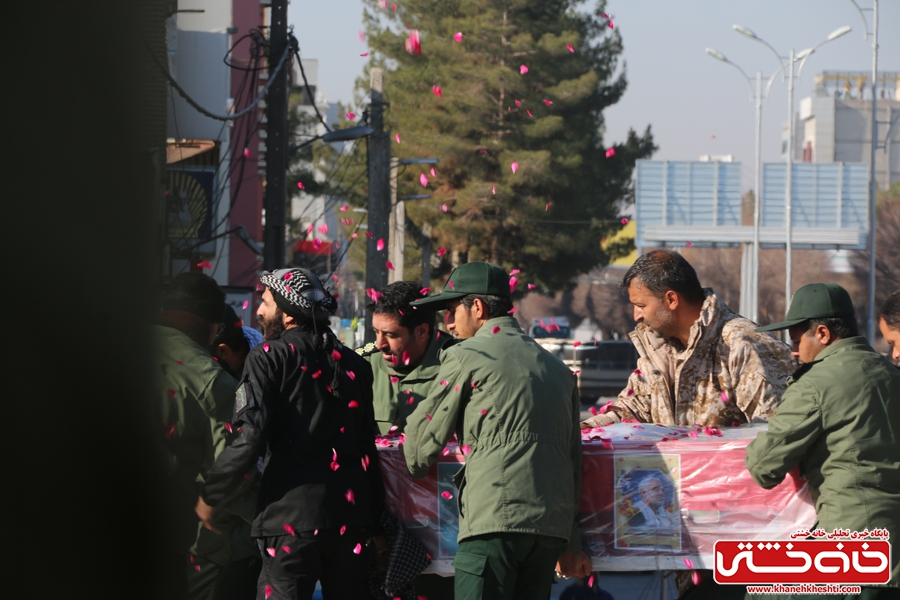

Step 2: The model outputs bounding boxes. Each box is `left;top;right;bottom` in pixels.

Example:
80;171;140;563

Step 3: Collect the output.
256;528;373;600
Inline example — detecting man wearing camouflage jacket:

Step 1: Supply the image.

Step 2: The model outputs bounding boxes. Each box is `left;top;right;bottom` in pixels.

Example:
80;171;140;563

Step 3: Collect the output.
582;250;794;429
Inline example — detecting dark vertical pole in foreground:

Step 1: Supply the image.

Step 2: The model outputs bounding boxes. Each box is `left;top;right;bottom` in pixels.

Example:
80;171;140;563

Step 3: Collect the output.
365;67;391;343
263;0;288;271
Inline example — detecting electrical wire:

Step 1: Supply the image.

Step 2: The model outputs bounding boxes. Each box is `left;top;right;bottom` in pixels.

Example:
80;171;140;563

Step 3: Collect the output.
290;34;331;132
147;36;292;122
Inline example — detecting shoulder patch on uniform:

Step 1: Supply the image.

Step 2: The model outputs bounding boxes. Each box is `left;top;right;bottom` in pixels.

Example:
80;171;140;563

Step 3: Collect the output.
356;341;379;356
235;384;248;412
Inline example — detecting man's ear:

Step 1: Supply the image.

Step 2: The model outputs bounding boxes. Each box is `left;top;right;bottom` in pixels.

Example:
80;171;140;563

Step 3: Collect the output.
663;290;680;311
216;343;232;359
471;298;487;320
414;322;430;343
282;311;296;327
814;323;832;346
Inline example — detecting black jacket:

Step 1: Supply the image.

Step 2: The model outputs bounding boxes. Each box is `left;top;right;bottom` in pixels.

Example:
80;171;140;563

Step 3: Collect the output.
201;327;385;537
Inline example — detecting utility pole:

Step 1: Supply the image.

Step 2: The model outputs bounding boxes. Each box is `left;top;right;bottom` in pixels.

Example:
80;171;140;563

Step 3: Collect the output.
365;68;391;343
865;0;879;342
263;0;288;271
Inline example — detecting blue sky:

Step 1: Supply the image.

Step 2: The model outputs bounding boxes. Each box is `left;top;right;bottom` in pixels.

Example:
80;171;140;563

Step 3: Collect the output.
290;0;898;191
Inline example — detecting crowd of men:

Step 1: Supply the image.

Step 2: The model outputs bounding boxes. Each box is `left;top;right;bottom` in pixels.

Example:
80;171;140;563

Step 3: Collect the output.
156;251;900;600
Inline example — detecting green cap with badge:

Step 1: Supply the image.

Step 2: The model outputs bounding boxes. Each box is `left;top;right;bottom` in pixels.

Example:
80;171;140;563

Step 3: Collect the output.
411;261;510;308
756;283;855;332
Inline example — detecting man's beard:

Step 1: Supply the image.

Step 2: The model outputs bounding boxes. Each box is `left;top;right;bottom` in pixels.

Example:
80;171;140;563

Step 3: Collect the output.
260;308;286;340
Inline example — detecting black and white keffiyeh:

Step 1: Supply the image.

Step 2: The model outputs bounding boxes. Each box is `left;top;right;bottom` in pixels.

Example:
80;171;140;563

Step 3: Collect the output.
259;268;337;319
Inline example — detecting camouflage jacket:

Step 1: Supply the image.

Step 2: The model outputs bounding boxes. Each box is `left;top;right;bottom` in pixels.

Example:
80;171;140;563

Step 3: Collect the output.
583;289;794;428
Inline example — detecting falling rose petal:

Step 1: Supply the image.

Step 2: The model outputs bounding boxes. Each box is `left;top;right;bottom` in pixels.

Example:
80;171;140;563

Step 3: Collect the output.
732;420;742;427
402;350;411;366
491;326;501;334
605;148;616;158
266;547;276;557
508;306;518;314
527;110;533;117
390;376;399;384
509;268;520;275
527;283;536;290
330;461;340;471
419;287;431;296
358;30;366;41
345;112;356;121
587;575;595;588
340;205;348;212
243;147;251;158
386;261;394;270
589;406;599;416
509;276;518;292
566;43;575;53
265;585;273;599
431;86;442;98
420;173;429;187
351;233;358;238
601;12;609;18
297;181;305;190
621;218;629;225
263;343;270;352
471;382;477;388
289;343;295;352
461;445;472;456
441;380;449;386
686;242;692;247
405;29;421;55
306;224;314;235
348;400;359;408
347;370;356;380
543;98;553;106
406;396;414;405
492;185;496;195
441;446;449;455
426;413;433;421
720;390;729;403
440;203;448;212
447;281;454;289
345;489;355;504
711;135;717;140
453;32;462;42
683;558;694;569
511;162;518;174
395;133;401;143
166;388;176;399
376;238;385;251
330;349;342;361
514;99;521;107
480;409;488;415
573;341;581;348
692;571;701;586
225;422;233;433
437;247;446;257
519;64;528;75
360;52;369;57
441;491;453;500
353;543;362;554
430;167;436;177
197;261;212;269
283;523;296;536
318;223;328;234
689;429;698;439
599;401;613;414
361;455;370;470
340;525;347;535
454;385;459;391
312;370;322;379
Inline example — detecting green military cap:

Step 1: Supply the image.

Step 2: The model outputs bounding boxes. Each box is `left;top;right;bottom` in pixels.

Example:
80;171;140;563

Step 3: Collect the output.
412;261;510;308
756;283;855;332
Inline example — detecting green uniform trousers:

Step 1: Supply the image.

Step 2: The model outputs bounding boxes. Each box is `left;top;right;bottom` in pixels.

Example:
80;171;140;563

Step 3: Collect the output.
452;532;565;600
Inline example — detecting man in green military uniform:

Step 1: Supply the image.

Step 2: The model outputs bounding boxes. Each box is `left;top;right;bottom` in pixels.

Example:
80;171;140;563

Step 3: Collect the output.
155;272;237;600
746;283;900;598
405;262;591;600
357;281;452;435
358;281;455;599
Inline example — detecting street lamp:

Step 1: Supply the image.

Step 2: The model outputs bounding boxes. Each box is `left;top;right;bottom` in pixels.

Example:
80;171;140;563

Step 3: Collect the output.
845;0;880;342
733;24;850;323
389;157;439;283
288;125;374;155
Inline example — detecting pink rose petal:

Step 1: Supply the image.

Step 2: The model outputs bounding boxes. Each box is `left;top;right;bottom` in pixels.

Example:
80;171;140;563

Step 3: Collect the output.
511;162;518;174
431;86;442;98
527;283;536;290
395;133;401;143
621;218;629;225
282;545;291;553
720;390;729;403
508;306;518;314
420;173;429;187
345;112;356;121
347;370;356;380
386;260;394;270
376;238;385;251
359;30;366;42
345;489;355;504
608;20;614;29
353;543;362;554
481;409;488;415
684;558;694;569
566;43;575;53
426;413;433;421
543;98;553;106
440;203;448;212
265;584;273;599
437;247;446;257
491;326;500;334
519;64;528;75
348;400;359;408
515;99;521;107
453;32;462;42
263;343;270;352
573;341;581;348
441;491;453;500
402;350;410;366
509;276;518;292
691;571;701;586
340;525;346;535
461;445;472;456
492;185;496;194
587;575;595;588
360;52;369;57
605;147;615;158
266;547;276;557
527;109;533;117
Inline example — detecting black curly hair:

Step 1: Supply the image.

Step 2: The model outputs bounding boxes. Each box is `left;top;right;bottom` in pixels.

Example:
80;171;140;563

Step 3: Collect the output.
367;281;435;334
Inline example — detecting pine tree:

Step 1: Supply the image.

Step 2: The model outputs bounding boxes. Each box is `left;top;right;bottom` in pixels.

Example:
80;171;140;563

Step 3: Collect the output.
350;0;655;290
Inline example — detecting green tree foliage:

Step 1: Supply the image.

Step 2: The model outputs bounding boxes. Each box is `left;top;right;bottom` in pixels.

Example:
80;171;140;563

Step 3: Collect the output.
350;0;655;290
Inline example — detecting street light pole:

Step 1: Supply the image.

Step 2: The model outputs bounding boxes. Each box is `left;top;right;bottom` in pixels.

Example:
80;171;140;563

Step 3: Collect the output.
785;47;795;317
752;70;763;324
867;0;879;342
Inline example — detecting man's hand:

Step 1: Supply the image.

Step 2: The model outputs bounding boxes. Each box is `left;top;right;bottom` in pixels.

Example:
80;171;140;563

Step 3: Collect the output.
195;496;221;533
580;413;614;429
556;550;592;578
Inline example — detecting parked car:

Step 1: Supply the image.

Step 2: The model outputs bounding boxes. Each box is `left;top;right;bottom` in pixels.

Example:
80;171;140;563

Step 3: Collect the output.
539;339;639;403
529;316;571;340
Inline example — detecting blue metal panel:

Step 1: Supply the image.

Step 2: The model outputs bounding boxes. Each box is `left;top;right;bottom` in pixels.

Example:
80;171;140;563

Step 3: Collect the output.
635;161;743;247
760;163;868;249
